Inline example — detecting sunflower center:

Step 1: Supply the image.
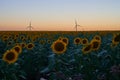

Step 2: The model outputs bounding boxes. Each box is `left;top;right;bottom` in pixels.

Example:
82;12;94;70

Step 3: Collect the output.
83;40;87;44
84;45;91;51
75;39;80;43
15;35;19;37
93;42;99;49
95;37;100;40
62;39;67;44
47;40;51;44
5;52;15;61
21;36;24;39
114;34;120;42
28;44;33;48
8;42;11;45
22;44;25;47
3;35;8;39
14;47;20;53
54;42;65;51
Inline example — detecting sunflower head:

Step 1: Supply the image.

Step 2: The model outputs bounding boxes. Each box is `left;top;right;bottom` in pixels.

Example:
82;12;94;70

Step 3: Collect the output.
22;38;27;42
2;49;18;64
7;41;12;46
74;37;81;45
26;43;35;50
2;35;9;42
12;45;22;54
91;39;101;51
20;35;25;40
14;33;19;38
51;40;67;54
62;37;69;45
82;44;92;54
58;37;63;40
13;38;18;43
2;35;9;39
20;42;26;48
93;35;101;41
81;38;89;45
112;33;120;44
47;40;51;44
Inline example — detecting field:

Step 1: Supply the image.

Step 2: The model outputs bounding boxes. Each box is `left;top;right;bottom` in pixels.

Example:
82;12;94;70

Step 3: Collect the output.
0;31;120;80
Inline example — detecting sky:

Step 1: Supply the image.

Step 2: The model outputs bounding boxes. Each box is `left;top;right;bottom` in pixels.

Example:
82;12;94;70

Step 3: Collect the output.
0;0;120;31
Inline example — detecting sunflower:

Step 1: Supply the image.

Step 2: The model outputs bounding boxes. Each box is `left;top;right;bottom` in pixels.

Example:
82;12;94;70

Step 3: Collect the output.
2;35;9;42
112;33;120;44
81;38;89;45
7;41;12;46
47;40;51;44
51;40;67;54
2;35;9;40
14;33;19;38
62;37;69;45
13;38;18;43
58;37;63;40
20;42;26;48
82;44;92;54
2;49;18;64
74;37;81;45
26;43;35;50
93;35;101;41
12;45;22;54
91;39;101;51
20;35;25;40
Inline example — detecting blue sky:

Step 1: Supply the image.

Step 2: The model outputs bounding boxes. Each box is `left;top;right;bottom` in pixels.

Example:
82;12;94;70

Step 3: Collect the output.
0;0;120;31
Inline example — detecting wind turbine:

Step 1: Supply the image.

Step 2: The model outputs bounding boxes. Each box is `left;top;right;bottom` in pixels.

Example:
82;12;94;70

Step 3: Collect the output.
26;21;33;31
74;19;81;31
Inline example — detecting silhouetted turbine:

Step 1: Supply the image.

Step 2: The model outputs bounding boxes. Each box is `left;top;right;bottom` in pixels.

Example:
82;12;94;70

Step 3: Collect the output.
26;21;33;31
74;19;81;31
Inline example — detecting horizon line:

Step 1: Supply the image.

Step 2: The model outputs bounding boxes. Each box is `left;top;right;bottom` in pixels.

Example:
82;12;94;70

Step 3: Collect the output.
0;29;120;32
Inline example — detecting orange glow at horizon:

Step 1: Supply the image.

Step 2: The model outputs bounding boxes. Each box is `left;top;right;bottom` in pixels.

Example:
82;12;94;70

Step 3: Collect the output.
0;0;120;31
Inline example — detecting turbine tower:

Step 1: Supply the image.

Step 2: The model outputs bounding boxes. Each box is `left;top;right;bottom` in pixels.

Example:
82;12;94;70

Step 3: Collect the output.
74;19;81;31
27;21;33;31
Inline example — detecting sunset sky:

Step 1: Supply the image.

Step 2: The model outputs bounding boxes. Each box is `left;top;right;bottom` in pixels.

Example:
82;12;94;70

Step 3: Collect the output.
0;0;120;31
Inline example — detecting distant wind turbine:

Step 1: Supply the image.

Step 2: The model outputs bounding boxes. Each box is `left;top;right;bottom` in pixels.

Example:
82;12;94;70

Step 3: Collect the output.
26;21;33;31
74;19;82;31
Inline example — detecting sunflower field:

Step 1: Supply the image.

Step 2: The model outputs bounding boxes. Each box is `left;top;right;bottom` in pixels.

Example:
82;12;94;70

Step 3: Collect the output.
0;31;120;80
